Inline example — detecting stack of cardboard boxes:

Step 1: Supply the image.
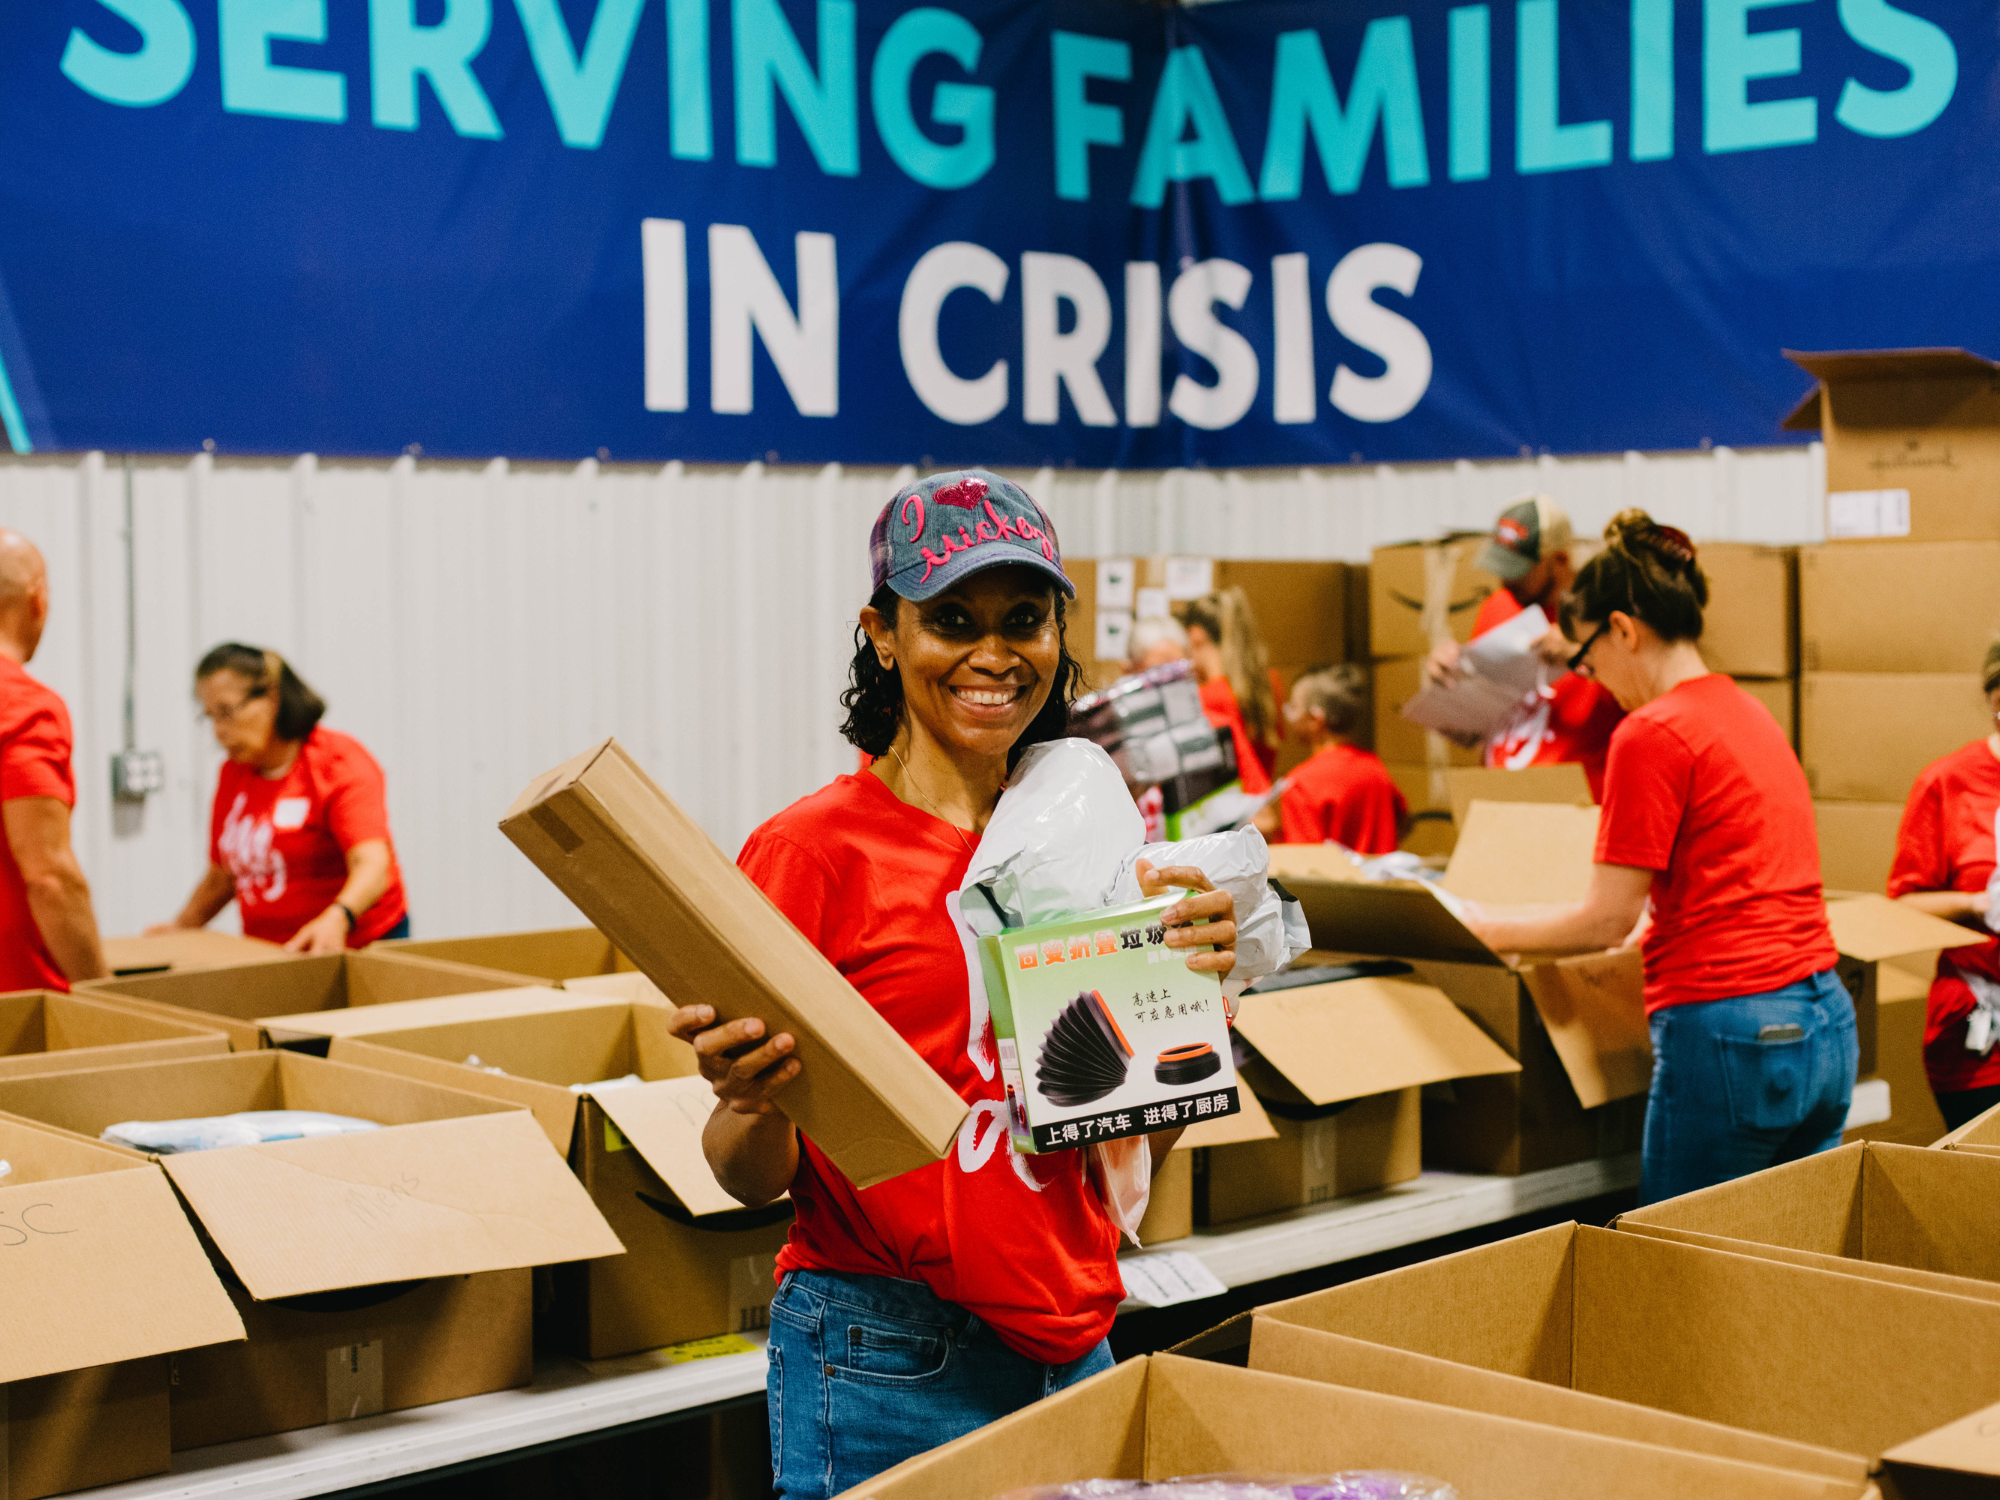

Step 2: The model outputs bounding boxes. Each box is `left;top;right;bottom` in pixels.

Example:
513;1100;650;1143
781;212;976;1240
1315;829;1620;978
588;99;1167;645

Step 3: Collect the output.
1698;543;1801;749
1789;351;2000;894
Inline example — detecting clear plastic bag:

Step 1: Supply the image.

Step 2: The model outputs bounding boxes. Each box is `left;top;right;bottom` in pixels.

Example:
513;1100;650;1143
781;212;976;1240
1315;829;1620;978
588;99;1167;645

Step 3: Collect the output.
1087;1132;1152;1247
998;1474;1459;1500
101;1110;382;1154
1109;828;1309;997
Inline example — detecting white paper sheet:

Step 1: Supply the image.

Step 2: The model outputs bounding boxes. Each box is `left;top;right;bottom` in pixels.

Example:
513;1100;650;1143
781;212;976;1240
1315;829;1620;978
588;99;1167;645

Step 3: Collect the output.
1400;604;1553;740
1120;1249;1227;1306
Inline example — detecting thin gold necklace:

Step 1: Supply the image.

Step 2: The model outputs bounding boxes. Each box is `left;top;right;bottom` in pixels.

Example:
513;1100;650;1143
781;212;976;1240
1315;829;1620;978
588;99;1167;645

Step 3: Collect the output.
888;743;976;856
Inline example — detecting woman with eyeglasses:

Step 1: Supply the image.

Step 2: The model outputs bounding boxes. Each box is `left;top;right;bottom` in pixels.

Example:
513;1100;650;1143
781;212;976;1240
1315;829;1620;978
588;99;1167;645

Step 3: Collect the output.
1462;510;1850;1205
150;643;408;953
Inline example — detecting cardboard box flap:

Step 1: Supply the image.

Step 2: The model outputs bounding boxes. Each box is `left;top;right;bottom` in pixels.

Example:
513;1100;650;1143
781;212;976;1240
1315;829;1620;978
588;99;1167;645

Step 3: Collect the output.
1882;1400;2000;1478
1828;895;1988;964
1234;976;1519;1106
160;1110;625;1299
590;1075;744;1218
1177;1082;1276;1147
257;985;600;1041
1285;876;1499;968
1441;801;1600;906
501;739;969;1188
1265;844;1366;883
1518;948;1653;1109
1443;765;1593;828
1781;385;1822;433
1;1164;245;1383
1786;347;2000;388
101;929;286;976
565;970;671;1005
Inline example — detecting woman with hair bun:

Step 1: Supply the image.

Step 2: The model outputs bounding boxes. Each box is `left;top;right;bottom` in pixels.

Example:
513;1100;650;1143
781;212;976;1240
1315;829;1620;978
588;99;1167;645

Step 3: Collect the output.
1463;510;1852;1204
152;643;408;952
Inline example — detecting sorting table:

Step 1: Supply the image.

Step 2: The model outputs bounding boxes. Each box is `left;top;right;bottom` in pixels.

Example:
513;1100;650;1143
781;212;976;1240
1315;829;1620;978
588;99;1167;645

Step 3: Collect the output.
91;1154;1641;1500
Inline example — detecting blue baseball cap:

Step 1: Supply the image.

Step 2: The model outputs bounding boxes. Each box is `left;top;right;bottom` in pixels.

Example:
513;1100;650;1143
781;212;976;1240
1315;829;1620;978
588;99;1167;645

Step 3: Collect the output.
869;469;1074;602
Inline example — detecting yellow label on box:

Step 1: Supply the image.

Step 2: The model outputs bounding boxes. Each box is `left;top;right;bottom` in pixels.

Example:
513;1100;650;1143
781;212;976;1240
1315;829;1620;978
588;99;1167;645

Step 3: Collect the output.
662;1333;759;1363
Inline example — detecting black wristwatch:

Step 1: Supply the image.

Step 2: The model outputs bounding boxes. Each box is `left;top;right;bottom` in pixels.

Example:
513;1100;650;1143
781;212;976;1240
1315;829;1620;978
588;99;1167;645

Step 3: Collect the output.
334;902;359;932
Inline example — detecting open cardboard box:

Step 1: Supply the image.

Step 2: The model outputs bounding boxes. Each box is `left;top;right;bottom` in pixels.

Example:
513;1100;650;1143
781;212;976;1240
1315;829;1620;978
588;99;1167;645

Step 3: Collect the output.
1241;1220;2000;1497
1274;802;1649;1173
329;997;792;1357
79;949;546;1051
839;1352;1873;1500
1934;1093;2000;1154
1616;1141;2000;1303
0;989;229;1078
0;1114;243;1497
0;1052;623;1447
1196;968;1519;1224
100;929;286;977
379;925;636;984
502;739;968;1189
1826;895;1985;1075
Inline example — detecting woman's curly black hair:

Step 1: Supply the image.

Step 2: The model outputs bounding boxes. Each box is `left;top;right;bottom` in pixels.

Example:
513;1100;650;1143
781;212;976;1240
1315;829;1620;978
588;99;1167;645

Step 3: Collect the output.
839;581;1084;773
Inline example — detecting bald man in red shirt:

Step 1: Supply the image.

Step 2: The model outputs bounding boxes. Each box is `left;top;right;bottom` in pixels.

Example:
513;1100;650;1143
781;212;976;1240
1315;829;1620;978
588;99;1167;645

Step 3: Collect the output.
0;528;107;989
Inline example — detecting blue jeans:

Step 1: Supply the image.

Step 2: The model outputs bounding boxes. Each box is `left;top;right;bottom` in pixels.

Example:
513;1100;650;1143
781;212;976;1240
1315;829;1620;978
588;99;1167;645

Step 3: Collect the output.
1640;967;1857;1206
765;1270;1113;1500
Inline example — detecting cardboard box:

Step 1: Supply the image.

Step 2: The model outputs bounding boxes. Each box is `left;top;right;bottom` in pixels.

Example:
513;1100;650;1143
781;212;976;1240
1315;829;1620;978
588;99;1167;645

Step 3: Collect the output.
258;984;608;1046
1735;675;1797;747
1383;764;1457;857
1250;1219;2000;1494
1371;658;1485;765
0;1115;243;1497
1827;894;1984;1076
1800;672;1991;802
79;950;547;1051
100;929;286;977
840;1353;1872;1500
379;925;635;983
1801;540;2000;674
1845;964;1946;1148
1699;544;1797;678
1136;1145;1193;1244
1198;969;1520;1224
0;1052;624;1446
1937;1093;2000;1155
1368;536;1497;659
502;739;968;1189
1442;762;1592;826
329;997;793;1358
980;894;1236;1153
1815;801;1904;894
0;989;228;1078
1784;348;2000;544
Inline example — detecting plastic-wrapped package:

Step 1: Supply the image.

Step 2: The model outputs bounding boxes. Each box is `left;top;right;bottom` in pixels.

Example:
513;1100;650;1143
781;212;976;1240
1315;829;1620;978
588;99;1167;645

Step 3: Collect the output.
999;1474;1459;1500
101;1111;382;1154
1109;828;1309;998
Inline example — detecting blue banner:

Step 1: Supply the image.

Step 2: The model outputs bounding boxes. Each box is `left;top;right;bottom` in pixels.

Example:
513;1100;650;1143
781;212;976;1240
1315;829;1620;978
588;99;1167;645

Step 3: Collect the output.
1;0;1994;465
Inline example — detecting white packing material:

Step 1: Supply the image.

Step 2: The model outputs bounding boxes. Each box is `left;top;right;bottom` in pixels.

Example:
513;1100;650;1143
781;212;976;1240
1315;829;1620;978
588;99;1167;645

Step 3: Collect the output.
1108;826;1309;998
569;1073;644;1094
102;1110;382;1154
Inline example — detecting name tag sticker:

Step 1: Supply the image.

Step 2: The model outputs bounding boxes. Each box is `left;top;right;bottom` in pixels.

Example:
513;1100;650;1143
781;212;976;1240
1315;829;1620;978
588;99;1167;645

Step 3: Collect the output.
273;798;311;830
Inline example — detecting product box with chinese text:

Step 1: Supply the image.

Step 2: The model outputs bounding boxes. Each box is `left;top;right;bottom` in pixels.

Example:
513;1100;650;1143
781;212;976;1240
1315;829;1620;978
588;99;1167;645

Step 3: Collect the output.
979;893;1236;1153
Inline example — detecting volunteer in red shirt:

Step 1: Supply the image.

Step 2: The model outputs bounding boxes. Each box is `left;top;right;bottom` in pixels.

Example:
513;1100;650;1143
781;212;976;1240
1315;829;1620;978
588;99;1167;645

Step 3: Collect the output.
1427;496;1623;797
1462;510;1850;1205
1889;641;2000;1130
1180;589;1278;794
666;471;1239;1500
153;644;407;952
1265;665;1406;853
0;528;107;989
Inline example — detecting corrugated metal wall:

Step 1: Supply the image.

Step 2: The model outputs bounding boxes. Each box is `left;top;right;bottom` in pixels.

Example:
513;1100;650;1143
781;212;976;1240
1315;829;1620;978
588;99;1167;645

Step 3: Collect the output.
0;443;1823;940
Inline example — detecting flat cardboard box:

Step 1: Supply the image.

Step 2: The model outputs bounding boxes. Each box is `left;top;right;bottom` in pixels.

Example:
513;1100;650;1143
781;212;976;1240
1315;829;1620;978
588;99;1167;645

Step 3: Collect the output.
1699;544;1798;678
79;950;547;1051
1801;540;2000;674
1845;966;1946;1148
1800;673;1991;803
1784;348;2000;544
0;1114;244;1496
1372;657;1483;765
379;925;635;983
1251;1219;2000;1494
502;739;968;1189
1199;971;1519;1223
0;1052;624;1446
839;1353;1872;1500
100;929;286;977
1368;536;1497;659
1827;895;1984;1076
1815;802;1905;894
329;998;794;1357
0;989;228;1078
1736;675;1798;747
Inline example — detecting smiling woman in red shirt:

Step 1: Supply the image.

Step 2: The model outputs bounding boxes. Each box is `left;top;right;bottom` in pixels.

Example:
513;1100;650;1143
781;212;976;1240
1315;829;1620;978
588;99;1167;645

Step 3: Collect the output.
1889;642;2000;1129
1460;511;1850;1206
665;471;1240;1500
152;644;407;953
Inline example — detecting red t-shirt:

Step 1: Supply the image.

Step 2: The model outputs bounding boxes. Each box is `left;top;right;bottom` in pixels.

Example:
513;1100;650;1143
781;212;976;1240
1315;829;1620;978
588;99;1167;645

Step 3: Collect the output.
1198;676;1272;795
0;656;75;991
208;728;407;946
1472;591;1623;800
1279;743;1406;854
1888;739;2000;1094
1595;674;1836;1013
738;772;1123;1365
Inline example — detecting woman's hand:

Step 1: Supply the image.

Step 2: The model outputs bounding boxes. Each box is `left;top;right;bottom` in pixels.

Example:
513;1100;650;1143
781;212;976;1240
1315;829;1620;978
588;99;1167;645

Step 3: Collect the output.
1136;859;1237;981
667;1004;802;1116
285;905;352;954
